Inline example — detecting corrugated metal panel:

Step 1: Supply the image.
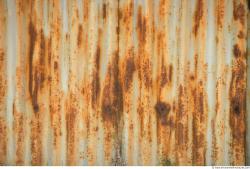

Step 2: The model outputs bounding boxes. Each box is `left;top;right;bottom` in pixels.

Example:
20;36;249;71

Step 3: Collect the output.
0;0;249;166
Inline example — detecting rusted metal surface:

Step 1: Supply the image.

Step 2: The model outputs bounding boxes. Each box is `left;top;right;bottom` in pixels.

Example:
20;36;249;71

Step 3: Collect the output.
0;0;249;166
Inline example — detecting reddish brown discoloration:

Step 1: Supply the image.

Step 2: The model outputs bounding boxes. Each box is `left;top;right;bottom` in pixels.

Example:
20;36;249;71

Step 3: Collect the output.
192;81;206;165
237;31;244;39
13;105;24;165
91;29;102;109
101;52;123;122
160;63;167;88
229;51;246;164
31;116;42;165
0;117;7;165
77;25;83;47
103;3;107;20
91;45;101;109
66;104;77;165
137;6;146;45
175;85;188;164
233;44;241;58
124;51;135;90
28;20;47;165
216;0;224;29
233;1;245;25
193;0;204;36
155;101;171;125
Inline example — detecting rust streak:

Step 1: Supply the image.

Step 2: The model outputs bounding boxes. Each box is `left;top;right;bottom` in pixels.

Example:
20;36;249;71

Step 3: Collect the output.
193;0;204;37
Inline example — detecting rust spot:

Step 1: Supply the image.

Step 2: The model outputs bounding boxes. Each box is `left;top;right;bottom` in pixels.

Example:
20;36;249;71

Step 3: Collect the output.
176;123;184;145
160;64;167;88
31;118;42;165
193;0;204;36
28;21;37;105
124;52;135;90
177;85;184;117
233;1;245;25
137;6;146;44
101;51;123;123
28;22;47;113
0;117;7;164
155;101;171;125
13;106;24;165
231;97;241;115
233;44;241;58
77;25;83;47
83;0;89;20
91;45;101;109
54;61;58;70
216;1;224;29
229;57;246;163
237;31;244;39
103;3;107;20
168;65;173;83
66;106;76;165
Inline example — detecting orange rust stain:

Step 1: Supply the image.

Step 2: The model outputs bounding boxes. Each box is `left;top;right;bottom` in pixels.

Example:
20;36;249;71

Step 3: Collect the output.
91;29;102;109
233;1;245;25
31;116;42;165
154;101;171;125
101;52;123;122
28;20;46;165
77;25;83;47
237;31;244;39
83;0;90;21
229;49;246;164
66;98;77;165
120;1;133;26
0;117;7;165
124;50;135;90
137;6;146;45
192;81;206;165
103;3;107;20
13;105;25;165
216;0;224;29
28;23;47;113
193;0;204;36
233;44;241;58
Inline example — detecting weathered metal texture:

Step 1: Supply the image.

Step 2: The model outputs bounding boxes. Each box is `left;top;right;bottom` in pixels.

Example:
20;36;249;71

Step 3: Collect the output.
0;0;249;166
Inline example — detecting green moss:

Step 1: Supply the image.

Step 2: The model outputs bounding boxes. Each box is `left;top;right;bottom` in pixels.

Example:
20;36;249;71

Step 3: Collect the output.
161;158;177;166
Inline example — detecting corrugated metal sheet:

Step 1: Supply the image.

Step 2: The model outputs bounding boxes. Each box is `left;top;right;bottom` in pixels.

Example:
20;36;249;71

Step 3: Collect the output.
0;0;249;166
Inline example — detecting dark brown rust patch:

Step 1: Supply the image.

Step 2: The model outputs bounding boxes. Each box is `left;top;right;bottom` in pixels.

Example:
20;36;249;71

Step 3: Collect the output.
155;101;171;125
103;3;107;20
137;6;146;44
160;64;167;88
54;61;58;70
229;57;246;163
237;31;244;39
77;24;83;47
28;22;47;113
124;52;135;90
193;0;204;36
233;44;241;58
168;65;173;83
28;21;37;107
66;105;76;165
101;51;123;123
91;45;101;109
233;1;245;25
